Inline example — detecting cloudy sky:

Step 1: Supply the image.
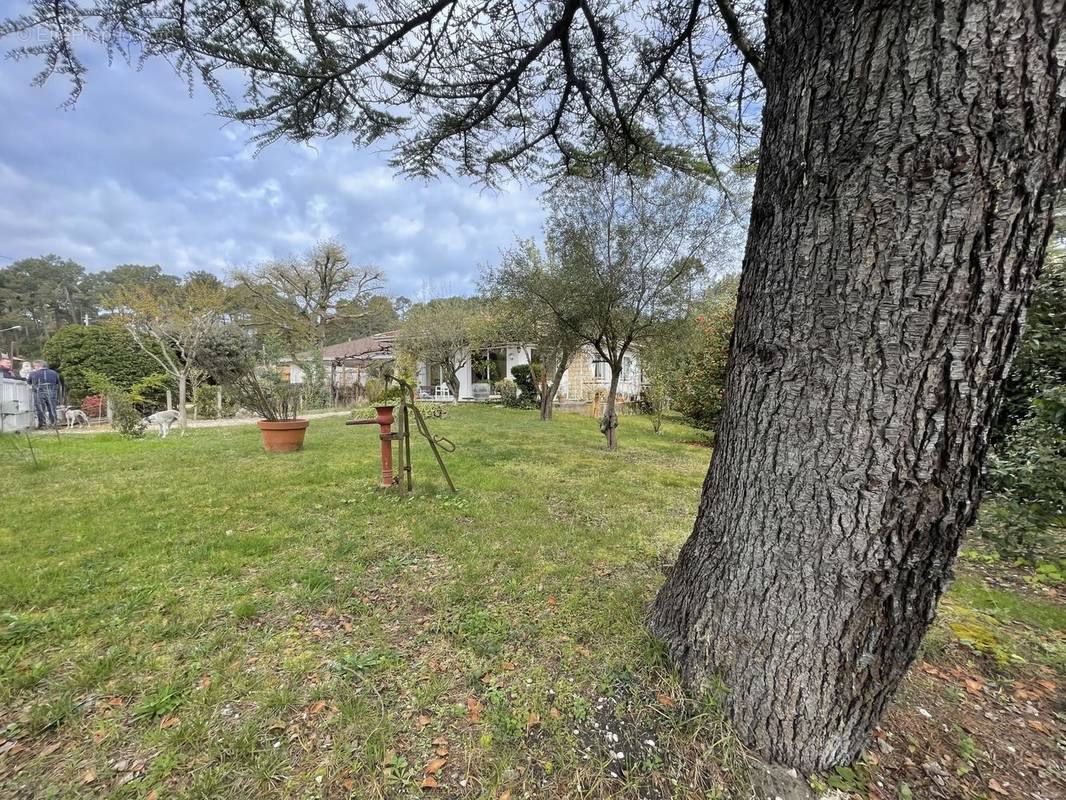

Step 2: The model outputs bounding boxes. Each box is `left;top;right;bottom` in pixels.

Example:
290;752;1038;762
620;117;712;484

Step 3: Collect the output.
0;23;545;299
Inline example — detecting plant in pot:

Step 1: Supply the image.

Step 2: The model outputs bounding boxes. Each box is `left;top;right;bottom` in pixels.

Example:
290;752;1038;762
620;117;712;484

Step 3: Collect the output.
197;326;310;452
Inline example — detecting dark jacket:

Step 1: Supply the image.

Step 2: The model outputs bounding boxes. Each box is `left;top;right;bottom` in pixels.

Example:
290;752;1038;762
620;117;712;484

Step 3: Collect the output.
29;367;61;391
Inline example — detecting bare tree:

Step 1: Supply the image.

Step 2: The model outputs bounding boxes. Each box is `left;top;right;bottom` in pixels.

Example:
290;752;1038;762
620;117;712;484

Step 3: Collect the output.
7;0;1064;770
233;240;382;358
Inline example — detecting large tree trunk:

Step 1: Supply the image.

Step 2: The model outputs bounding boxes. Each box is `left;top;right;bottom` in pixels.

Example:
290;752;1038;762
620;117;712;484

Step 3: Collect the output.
650;0;1064;773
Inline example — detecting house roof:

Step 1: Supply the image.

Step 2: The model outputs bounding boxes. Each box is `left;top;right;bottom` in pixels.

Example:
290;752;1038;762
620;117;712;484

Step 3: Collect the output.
318;329;399;362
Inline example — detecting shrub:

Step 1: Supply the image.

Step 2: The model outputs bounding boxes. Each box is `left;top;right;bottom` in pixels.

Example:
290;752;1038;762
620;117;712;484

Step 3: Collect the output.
80;395;105;419
497;379;522;408
509;362;541;403
671;283;735;430
979;386;1066;557
364;377;386;403
129;373;172;414
84;371;146;437
42;323;165;404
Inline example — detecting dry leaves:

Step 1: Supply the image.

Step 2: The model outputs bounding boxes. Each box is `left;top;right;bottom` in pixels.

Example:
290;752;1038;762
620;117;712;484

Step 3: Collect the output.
159;715;180;729
656;693;675;707
548;707;562;720
421;776;439;789
988;778;1009;796
424;757;447;775
80;769;96;785
466;697;483;722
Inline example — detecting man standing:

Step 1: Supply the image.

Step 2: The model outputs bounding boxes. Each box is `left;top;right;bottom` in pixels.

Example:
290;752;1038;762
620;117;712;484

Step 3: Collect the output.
28;359;61;428
0;357;16;380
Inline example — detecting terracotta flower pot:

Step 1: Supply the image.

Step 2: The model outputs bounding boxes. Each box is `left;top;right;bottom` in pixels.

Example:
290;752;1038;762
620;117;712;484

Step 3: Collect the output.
256;418;309;452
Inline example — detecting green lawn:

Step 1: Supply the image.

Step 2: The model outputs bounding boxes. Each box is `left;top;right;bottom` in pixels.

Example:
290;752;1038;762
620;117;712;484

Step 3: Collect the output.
1;407;1062;800
1;408;747;799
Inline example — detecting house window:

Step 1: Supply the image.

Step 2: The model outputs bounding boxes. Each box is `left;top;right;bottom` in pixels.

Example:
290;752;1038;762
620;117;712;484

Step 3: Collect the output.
471;348;508;382
593;359;608;380
622;357;633;383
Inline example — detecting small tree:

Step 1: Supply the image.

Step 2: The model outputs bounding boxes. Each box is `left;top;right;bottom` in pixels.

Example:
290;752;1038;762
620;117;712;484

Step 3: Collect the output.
118;276;226;432
400;297;489;403
482;242;584;421
540;170;729;448
670;276;738;432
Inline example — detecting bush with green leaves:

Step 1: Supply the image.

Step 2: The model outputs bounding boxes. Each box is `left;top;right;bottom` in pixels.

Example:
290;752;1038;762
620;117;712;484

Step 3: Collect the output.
42;323;167;403
84;370;146;437
671;281;736;431
195;325;301;420
496;379;522;408
979;386;1066;557
509;364;540;407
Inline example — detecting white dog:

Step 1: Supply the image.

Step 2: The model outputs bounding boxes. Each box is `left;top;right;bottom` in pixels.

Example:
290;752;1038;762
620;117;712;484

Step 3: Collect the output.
62;406;90;428
145;409;181;437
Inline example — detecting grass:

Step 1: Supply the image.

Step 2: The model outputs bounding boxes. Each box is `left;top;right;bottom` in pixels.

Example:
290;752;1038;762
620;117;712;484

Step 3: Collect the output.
0;407;749;798
1;406;1061;799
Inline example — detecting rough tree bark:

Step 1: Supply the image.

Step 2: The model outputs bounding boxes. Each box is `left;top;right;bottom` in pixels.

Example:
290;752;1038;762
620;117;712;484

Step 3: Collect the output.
600;364;622;450
539;354;571;421
650;0;1064;772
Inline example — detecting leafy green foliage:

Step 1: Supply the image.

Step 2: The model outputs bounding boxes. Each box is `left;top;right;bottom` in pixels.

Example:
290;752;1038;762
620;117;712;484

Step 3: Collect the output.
980;386;1065;557
509;364;539;407
41;323;165;403
669;278;737;431
84;370;146;437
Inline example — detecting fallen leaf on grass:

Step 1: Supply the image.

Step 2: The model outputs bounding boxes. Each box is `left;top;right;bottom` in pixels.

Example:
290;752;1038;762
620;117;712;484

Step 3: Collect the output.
309;700;327;715
526;712;540;730
466;697;483;722
146;791;158;800
502;662;515;671
159;715;180;729
1036;679;1057;692
988;778;1009;796
416;714;431;730
435;745;449;757
548;707;562;720
421;776;439;789
546;596;557;606
80;769;96;785
963;678;984;695
91;730;107;743
656;693;675;707
1027;719;1053;734
40;742;61;757
424;758;447;775
198;675;212;690
500;790;511;800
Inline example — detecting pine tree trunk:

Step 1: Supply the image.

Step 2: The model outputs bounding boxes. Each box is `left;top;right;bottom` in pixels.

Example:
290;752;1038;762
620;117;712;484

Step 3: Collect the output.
650;0;1064;772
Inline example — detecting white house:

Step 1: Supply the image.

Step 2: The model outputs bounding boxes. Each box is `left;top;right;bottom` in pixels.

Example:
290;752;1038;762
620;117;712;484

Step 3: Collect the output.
285;330;645;405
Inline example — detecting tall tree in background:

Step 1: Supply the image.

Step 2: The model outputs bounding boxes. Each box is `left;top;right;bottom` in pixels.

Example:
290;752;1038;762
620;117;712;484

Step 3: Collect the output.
85;264;181;313
118;274;226;431
482;242;583;422
6;0;1064;770
0;255;93;354
233;241;382;359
